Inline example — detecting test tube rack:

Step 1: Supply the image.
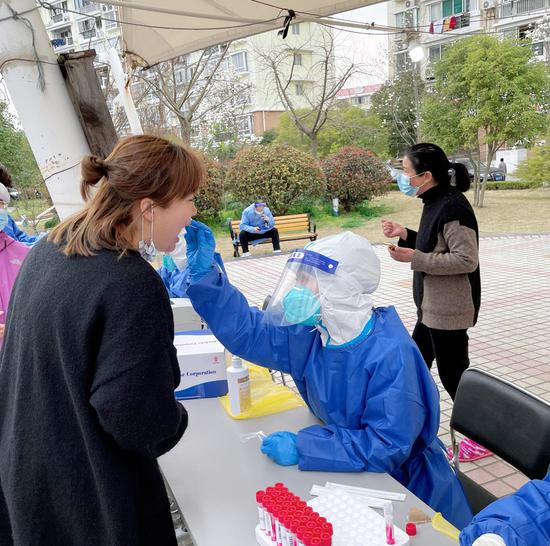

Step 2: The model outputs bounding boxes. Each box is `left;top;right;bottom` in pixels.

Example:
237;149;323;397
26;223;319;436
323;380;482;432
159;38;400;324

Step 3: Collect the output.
307;489;410;546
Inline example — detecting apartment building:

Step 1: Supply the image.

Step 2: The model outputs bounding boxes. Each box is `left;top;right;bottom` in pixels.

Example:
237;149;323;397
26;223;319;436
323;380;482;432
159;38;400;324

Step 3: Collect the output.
40;0;121;62
387;0;548;79
336;84;383;109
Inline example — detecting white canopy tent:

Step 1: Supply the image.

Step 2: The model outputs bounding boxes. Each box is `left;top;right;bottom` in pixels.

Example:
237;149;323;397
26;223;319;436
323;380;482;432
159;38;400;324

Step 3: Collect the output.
114;0;387;67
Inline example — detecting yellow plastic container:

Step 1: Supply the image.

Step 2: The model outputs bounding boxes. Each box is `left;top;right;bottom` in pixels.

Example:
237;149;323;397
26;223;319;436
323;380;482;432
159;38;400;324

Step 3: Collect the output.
432;512;460;542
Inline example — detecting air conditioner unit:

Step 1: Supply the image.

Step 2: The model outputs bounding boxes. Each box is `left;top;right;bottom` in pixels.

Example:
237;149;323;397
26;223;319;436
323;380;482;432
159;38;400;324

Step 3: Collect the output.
482;0;496;9
405;0;418;8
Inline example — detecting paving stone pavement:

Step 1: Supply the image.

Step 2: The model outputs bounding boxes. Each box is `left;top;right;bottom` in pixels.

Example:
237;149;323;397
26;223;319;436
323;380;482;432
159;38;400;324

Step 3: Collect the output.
224;233;550;498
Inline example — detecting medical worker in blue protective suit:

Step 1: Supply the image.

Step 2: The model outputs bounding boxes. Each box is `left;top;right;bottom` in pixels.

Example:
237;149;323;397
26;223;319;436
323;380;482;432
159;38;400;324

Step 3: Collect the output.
0;167;39;245
184;220;473;529
460;470;550;546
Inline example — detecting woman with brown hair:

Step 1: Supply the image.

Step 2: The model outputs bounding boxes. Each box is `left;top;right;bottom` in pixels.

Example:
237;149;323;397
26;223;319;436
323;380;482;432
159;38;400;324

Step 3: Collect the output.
0;135;204;545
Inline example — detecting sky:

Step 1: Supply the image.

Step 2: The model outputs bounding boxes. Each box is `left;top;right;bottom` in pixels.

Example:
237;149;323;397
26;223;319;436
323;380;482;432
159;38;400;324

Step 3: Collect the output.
333;2;391;87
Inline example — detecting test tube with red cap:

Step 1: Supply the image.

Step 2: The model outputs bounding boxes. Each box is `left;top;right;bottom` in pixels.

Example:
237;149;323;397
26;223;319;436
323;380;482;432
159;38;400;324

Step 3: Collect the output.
256;491;267;532
258;484;332;546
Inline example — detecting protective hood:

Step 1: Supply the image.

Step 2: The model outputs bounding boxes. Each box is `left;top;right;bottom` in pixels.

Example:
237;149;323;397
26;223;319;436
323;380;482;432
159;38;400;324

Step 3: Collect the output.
306;231;380;346
264;231;380;346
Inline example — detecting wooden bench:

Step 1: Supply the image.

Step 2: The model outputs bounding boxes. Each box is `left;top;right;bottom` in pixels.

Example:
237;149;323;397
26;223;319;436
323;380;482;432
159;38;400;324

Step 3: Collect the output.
229;213;317;257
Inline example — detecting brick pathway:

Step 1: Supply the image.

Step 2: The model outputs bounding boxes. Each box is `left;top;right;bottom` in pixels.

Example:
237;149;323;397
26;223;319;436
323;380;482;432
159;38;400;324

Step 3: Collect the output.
224;233;550;497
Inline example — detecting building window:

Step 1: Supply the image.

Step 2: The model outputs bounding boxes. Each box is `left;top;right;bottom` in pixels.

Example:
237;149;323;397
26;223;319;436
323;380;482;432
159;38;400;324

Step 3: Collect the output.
293;53;302;66
429;44;444;62
295;83;304;96
395;52;412;72
395;10;417;28
77;0;99;14
291;23;300;35
502;28;518;39
175;66;194;84
395;11;406;27
104;10;118;29
532;41;544;56
175;70;186;85
429;0;471;21
79;17;97;38
428;2;442;22
518;23;535;40
231;51;248;73
238;115;254;136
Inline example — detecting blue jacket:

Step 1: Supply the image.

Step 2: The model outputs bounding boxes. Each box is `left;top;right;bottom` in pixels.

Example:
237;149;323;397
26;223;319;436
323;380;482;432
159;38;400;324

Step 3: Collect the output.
187;269;473;529
239;204;275;234
3;215;38;245
460;471;550;546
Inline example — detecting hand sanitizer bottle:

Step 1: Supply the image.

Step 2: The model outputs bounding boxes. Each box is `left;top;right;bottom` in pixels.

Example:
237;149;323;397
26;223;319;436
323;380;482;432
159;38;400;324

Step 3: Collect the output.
227;355;251;415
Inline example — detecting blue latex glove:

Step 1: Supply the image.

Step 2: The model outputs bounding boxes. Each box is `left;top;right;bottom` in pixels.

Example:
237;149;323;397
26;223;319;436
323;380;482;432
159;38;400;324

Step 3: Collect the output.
261;431;299;466
184;220;216;282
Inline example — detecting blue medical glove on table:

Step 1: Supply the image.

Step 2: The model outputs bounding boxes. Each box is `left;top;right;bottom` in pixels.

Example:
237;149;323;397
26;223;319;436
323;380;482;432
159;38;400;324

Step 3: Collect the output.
261;431;299;466
184;220;216;282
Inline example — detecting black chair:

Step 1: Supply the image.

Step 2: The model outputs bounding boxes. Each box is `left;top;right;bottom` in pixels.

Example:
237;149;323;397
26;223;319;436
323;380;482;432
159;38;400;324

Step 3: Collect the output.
450;368;550;514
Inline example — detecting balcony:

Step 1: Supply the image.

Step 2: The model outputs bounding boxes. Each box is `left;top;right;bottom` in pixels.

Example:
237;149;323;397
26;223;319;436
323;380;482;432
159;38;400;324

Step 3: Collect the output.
79;2;100;14
500;0;548;17
51;36;74;51
80;28;96;40
46;12;71;28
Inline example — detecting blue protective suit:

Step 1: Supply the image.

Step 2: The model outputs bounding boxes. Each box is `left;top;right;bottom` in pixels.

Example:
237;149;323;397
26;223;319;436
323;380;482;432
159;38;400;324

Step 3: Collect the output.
187;268;473;529
3;215;38;245
460;471;550;546
239;204;275;235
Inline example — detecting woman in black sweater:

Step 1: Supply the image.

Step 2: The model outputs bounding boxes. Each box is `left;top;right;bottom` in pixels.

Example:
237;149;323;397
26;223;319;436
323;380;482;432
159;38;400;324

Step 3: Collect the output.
0;135;203;545
382;143;490;462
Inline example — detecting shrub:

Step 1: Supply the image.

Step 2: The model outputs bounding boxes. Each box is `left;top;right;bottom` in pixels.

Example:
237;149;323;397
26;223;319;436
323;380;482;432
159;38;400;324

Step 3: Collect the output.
225;145;326;215
322;146;391;212
194;155;224;220
44;216;59;229
514;144;550;187
484;180;542;190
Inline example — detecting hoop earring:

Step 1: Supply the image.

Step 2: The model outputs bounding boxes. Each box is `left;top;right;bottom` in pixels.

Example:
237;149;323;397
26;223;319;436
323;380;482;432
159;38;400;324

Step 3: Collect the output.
139;207;157;261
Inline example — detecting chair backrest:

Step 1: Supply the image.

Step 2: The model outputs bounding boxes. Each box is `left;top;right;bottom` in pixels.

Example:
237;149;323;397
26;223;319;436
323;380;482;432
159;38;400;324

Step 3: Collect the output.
451;368;550;480
230;214;311;238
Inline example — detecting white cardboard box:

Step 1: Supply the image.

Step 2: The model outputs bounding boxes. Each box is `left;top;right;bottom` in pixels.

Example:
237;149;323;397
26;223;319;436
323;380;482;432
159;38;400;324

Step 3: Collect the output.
174;330;228;400
170;298;202;333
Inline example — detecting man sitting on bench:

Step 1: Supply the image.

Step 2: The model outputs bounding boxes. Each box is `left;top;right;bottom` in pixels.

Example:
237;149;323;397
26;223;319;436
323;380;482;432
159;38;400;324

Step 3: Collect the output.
239;201;281;257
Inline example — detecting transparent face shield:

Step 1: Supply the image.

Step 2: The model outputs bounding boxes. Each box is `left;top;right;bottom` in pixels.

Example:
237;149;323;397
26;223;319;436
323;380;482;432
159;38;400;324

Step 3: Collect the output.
263;249;339;327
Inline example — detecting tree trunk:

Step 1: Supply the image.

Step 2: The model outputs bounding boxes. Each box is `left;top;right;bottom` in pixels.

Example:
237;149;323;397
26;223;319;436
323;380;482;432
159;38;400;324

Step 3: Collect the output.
310;134;318;158
472;149;482;207
479;146;495;208
179;117;192;145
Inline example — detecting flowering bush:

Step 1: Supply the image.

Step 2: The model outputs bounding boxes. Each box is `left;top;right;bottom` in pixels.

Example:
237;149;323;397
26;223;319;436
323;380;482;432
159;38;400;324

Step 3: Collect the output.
226;145;326;214
322;146;391;212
